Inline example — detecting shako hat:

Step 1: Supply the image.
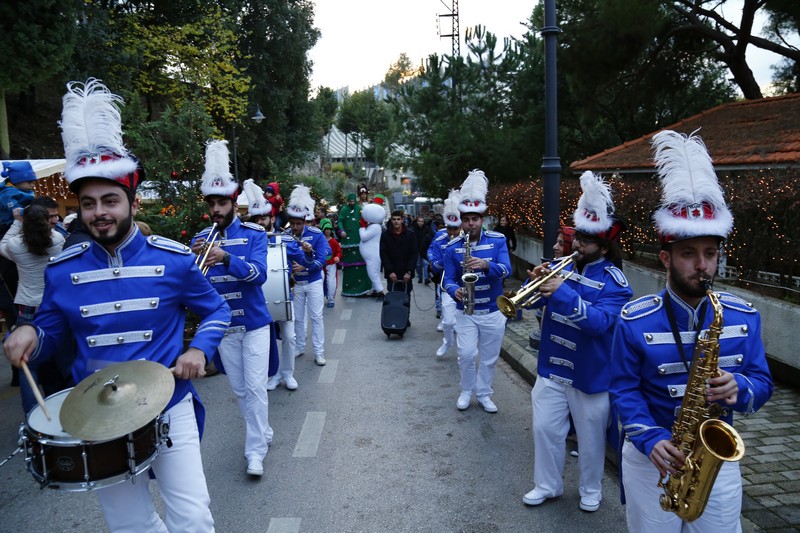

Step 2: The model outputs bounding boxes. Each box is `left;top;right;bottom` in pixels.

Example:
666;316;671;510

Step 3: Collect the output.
458;169;488;214
287;184;315;220
651;129;733;245
59;79;141;193
242;179;272;216
201;140;238;199
573;171;624;242
443;189;462;227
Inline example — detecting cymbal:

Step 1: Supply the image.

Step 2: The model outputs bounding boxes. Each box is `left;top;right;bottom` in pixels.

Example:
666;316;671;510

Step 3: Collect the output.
61;360;175;441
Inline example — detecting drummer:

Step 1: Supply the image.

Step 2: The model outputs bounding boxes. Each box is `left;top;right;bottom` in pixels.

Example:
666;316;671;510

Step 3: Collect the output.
3;79;230;532
242;179;309;392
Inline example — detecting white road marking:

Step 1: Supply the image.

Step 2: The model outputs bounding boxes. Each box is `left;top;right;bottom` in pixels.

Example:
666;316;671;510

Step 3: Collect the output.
293;411;326;458
317;360;338;384
331;328;346;344
266;517;301;533
341;309;352;321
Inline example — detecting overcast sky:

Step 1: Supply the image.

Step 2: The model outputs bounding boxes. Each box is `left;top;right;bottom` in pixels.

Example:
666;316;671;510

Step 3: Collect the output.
309;0;792;94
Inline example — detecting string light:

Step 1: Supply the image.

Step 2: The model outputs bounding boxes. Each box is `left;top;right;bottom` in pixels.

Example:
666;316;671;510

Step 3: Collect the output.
488;169;799;289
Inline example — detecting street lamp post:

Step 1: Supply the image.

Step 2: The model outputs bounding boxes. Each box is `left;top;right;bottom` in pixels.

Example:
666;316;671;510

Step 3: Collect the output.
541;0;561;258
231;106;266;183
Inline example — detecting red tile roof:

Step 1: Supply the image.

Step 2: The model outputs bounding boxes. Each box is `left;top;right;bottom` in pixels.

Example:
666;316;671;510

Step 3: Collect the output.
570;93;800;173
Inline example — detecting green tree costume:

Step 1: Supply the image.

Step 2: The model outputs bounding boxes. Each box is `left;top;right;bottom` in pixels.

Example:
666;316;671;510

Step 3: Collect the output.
338;195;372;296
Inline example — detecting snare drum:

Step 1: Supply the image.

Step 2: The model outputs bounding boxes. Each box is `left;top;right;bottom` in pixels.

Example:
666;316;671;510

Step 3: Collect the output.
20;388;167;491
262;239;293;322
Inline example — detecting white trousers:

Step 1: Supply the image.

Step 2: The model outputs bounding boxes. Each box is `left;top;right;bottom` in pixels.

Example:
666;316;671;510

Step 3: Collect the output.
275;317;296;378
621;440;742;533
293;279;325;357
324;264;338;302
218;325;272;461
366;257;384;293
455;310;506;397
441;291;457;347
530;377;610;501
97;393;214;533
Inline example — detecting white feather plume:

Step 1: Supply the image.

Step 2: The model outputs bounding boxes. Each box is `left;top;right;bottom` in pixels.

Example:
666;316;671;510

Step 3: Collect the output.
458;169;488;213
59;78;137;184
573;171;614;234
443;189;461;227
287;184;314;220
242;178;271;216
201;140;237;197
652;130;733;240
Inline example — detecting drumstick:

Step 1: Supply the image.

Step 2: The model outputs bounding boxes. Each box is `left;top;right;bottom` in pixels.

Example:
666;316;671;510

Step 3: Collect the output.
20;360;51;421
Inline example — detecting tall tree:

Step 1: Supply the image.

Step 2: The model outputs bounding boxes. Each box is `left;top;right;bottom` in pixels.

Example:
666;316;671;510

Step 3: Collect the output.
0;0;81;158
235;0;321;178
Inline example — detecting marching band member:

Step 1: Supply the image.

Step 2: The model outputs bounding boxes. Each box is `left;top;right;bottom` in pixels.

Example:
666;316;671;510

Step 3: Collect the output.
523;171;631;513
243;179;310;391
443;170;511;412
3;79;229;531
610;130;773;532
286;185;331;367
428;189;462;358
192;141;272;478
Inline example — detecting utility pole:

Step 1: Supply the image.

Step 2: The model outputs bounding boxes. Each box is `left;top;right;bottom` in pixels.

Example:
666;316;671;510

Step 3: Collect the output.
541;0;561;257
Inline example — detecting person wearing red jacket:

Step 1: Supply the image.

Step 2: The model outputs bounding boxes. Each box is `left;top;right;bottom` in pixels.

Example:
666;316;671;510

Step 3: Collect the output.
320;218;342;308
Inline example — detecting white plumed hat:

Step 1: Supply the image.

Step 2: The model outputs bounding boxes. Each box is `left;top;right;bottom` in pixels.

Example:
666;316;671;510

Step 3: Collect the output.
458;169;488;214
573;171;623;241
443;189;461;227
287;184;315;220
651;130;733;245
200;140;238;198
59;79;140;193
242;179;272;216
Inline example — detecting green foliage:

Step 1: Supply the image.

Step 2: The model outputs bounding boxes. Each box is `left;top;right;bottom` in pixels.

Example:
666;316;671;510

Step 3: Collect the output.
124;100;217;243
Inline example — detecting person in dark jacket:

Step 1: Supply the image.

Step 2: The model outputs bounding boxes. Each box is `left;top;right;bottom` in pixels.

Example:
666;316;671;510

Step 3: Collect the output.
380;210;417;297
412;215;434;284
494;214;517;253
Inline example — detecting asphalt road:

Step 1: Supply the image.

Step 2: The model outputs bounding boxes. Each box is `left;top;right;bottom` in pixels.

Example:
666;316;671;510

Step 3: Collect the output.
0;281;627;532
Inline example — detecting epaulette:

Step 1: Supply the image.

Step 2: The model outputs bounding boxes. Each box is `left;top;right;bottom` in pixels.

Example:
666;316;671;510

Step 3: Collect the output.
305;226;323;234
445;235;463;247
48;241;92;265
718;291;757;314
241;221;265;232
146;235;192;255
194;226;213;239
484;230;504;238
605;265;629;287
433;232;449;242
621;294;663;321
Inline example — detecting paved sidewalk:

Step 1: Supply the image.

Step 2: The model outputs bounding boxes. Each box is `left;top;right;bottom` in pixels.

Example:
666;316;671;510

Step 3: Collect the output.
498;277;800;532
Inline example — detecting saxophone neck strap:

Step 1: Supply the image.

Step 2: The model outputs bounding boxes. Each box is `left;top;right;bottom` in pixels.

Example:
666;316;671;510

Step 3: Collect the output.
663;291;709;373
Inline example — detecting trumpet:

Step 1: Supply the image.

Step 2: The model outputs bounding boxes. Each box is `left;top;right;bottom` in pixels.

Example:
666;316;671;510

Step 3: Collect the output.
195;222;220;275
496;251;578;319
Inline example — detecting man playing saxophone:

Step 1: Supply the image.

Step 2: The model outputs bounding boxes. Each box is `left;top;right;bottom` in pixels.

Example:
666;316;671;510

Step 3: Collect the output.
443;170;511;413
610;130;773;532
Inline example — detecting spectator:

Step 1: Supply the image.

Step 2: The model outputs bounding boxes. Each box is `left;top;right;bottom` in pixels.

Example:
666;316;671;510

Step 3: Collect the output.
493;214;517;253
380;210;417;300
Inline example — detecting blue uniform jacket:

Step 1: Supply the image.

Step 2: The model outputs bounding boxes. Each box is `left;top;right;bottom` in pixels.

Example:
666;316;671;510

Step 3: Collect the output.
292;226;331;284
193;217;270;332
427;228;450;275
533;257;632;394
442;230;511;314
610;287;773;458
30;226;231;433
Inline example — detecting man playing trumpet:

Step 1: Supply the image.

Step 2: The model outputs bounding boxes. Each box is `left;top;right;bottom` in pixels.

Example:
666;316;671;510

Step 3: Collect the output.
523;171;631;513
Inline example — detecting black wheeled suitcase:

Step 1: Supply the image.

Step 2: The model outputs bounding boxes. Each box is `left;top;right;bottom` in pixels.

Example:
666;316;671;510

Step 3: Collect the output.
381;283;410;338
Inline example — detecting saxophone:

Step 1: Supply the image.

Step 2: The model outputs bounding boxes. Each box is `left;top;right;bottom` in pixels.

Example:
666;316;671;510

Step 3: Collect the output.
460;231;479;316
658;281;745;522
